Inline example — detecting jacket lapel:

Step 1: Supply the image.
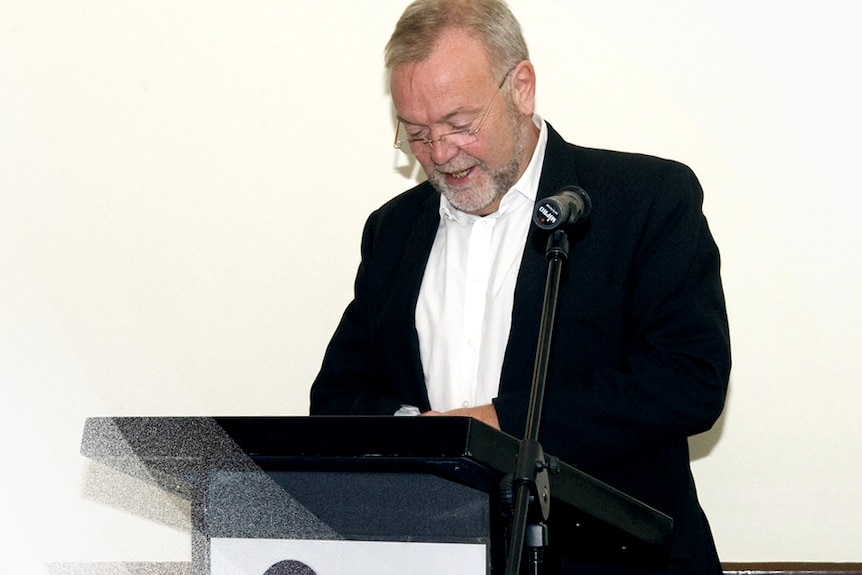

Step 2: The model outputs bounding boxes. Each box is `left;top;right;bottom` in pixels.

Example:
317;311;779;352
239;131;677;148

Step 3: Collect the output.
499;124;582;395
380;188;441;409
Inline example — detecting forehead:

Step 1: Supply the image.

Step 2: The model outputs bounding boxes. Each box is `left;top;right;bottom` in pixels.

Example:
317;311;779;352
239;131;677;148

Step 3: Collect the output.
390;28;497;126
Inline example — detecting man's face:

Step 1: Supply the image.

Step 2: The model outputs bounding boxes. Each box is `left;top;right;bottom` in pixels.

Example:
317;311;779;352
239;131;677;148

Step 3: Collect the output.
390;28;534;216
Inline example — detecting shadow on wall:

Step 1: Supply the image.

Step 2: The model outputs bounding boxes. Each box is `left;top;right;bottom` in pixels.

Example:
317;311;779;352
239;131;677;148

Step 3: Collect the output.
81;461;191;530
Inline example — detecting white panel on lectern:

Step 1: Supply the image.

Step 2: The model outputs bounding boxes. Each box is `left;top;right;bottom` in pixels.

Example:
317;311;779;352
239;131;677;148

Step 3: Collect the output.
210;537;487;575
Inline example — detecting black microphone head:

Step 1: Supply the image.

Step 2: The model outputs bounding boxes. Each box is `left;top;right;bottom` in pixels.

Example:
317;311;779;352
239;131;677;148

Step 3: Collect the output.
533;186;592;230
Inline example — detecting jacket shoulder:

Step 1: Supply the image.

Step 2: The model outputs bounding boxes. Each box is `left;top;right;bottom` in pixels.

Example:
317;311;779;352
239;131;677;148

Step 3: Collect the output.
544;123;698;191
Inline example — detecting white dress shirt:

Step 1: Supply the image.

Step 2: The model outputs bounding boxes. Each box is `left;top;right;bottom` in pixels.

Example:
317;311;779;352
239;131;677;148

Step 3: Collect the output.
415;117;548;412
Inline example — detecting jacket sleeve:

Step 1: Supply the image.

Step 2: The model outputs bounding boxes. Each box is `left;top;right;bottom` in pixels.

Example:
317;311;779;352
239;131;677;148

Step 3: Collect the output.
309;190;437;416
309;210;408;416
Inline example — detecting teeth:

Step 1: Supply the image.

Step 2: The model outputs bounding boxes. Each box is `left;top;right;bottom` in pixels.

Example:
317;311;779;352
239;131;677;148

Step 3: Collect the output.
451;169;470;178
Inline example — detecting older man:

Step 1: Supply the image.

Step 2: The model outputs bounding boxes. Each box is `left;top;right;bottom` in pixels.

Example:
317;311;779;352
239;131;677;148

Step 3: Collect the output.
310;1;730;573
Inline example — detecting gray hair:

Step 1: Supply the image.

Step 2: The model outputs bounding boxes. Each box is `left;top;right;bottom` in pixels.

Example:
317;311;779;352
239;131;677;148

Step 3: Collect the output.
384;0;529;78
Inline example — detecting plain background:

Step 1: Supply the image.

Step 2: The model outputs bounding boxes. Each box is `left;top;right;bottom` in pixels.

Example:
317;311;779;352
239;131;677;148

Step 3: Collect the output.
2;1;860;571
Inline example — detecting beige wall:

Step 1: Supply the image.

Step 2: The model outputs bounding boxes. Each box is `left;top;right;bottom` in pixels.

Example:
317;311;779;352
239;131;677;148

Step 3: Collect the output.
2;1;860;571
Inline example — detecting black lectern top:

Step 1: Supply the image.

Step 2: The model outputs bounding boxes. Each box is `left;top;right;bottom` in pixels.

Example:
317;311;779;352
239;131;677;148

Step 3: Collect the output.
81;415;672;561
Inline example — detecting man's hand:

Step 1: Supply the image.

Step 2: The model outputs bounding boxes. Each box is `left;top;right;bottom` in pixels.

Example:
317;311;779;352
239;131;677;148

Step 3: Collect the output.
420;403;500;430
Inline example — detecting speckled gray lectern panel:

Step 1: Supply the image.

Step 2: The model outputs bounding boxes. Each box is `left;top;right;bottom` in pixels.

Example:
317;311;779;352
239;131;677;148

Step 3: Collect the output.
205;470;491;543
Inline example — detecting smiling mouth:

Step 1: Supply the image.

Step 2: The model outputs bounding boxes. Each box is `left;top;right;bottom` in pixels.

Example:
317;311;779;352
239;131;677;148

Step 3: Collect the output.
450;168;471;179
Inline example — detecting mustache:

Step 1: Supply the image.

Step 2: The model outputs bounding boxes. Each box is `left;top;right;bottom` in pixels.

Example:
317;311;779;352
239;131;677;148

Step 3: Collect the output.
434;160;484;175
432;152;484;174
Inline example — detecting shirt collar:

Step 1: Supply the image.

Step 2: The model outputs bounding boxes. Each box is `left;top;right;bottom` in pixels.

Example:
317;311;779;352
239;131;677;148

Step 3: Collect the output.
440;115;548;224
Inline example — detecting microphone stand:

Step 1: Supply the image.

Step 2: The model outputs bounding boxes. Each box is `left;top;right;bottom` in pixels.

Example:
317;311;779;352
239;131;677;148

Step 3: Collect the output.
504;229;569;575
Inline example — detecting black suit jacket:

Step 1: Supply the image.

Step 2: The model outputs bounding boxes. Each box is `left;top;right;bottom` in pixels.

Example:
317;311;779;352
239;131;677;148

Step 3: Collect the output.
310;124;731;574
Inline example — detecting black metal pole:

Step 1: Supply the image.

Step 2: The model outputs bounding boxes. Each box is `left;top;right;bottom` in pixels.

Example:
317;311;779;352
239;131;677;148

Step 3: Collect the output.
504;229;569;575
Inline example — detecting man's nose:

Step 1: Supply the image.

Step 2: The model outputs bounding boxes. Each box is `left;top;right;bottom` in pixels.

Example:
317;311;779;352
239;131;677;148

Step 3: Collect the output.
429;137;461;165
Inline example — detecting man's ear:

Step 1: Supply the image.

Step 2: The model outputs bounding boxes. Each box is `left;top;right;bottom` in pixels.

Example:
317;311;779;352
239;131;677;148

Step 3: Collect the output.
510;60;537;116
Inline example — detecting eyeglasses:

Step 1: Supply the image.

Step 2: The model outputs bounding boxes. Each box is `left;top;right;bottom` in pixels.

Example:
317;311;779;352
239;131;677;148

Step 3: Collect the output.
393;67;514;156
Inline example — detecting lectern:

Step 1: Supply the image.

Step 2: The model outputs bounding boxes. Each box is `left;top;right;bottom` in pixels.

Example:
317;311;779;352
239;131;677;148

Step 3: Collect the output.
81;416;672;574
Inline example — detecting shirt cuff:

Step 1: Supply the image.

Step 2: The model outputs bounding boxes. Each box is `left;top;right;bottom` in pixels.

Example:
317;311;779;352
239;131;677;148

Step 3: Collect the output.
394;404;421;416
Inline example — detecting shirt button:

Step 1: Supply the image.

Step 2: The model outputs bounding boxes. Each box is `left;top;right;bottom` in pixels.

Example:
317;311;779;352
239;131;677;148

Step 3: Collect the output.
462;400;471;408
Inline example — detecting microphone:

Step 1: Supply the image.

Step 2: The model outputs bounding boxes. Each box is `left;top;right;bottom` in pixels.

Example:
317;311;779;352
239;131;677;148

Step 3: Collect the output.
532;185;592;231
